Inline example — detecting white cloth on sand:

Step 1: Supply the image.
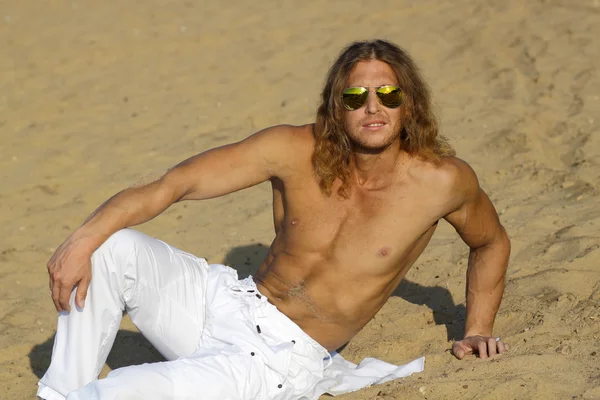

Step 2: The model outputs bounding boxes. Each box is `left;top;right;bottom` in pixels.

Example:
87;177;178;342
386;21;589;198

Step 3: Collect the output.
314;353;425;397
37;229;424;400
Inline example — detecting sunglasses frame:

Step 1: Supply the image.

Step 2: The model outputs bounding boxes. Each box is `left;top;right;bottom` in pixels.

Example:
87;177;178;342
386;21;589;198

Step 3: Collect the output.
341;85;403;111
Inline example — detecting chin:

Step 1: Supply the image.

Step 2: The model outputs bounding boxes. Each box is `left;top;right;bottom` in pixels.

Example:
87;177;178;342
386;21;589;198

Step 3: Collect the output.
350;132;399;153
352;140;395;154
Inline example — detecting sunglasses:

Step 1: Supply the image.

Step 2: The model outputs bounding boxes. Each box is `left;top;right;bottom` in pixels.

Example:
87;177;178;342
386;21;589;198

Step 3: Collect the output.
341;85;403;111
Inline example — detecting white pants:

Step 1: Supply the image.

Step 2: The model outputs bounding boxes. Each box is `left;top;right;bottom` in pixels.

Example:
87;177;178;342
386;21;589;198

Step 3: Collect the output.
38;229;425;400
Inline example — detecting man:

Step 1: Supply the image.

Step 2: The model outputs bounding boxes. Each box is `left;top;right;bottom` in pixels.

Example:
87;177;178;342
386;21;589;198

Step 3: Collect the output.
38;39;510;400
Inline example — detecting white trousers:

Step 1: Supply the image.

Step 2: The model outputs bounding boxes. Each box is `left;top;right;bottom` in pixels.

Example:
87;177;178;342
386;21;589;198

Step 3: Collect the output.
38;229;425;400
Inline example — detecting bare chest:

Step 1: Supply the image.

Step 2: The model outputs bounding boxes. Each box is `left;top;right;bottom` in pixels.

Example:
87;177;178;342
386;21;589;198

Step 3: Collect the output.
274;178;442;267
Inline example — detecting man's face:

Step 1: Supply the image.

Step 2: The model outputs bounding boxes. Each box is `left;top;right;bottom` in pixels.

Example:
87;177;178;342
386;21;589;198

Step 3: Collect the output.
342;59;404;152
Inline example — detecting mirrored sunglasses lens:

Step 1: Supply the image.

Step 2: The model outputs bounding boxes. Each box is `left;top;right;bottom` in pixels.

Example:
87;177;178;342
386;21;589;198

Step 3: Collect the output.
342;88;368;110
376;86;403;108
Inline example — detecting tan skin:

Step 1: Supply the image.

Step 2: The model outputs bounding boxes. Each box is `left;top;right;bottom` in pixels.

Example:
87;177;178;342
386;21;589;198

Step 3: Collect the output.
48;60;510;360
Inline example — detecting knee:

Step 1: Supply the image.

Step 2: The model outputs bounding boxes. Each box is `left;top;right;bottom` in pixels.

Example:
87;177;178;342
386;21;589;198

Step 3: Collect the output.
93;229;147;269
104;228;144;248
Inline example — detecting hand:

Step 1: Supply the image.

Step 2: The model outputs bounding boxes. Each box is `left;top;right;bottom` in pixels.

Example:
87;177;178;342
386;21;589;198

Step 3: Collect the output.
452;335;509;360
47;232;98;312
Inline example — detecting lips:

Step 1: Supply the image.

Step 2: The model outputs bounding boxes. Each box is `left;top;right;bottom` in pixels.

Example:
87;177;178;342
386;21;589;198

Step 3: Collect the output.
362;120;387;129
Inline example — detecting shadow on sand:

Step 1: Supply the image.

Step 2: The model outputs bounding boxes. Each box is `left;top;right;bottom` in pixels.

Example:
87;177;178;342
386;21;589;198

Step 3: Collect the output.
392;279;465;341
30;329;165;379
29;243;463;377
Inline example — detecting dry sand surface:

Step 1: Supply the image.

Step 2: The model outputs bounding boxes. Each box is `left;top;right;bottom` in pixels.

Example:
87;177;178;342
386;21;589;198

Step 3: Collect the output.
1;0;600;399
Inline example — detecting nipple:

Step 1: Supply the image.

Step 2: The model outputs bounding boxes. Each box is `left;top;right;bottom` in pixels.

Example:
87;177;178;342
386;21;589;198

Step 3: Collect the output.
378;247;391;257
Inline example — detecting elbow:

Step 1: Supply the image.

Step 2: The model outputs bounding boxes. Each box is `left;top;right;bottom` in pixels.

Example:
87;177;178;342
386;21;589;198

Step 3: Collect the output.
469;225;511;263
159;170;193;203
499;224;511;257
494;225;511;273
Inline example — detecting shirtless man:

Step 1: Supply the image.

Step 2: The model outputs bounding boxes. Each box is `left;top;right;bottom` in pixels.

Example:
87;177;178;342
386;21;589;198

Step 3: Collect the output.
39;39;510;400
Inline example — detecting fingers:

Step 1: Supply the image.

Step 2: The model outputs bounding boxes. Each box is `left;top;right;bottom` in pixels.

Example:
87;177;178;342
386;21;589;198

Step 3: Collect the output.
477;337;509;359
452;341;472;360
478;340;488;359
47;260;55;292
48;257;60;309
497;339;509;354
75;274;91;309
49;269;75;312
51;280;62;312
453;336;510;360
487;337;498;357
59;284;73;312
454;348;464;360
47;246;91;312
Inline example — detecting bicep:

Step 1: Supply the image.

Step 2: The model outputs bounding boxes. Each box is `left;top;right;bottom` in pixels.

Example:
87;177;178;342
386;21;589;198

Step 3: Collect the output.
162;126;292;201
443;162;504;249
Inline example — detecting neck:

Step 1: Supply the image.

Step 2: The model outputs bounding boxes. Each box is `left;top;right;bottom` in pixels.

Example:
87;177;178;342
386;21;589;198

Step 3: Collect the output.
350;141;409;190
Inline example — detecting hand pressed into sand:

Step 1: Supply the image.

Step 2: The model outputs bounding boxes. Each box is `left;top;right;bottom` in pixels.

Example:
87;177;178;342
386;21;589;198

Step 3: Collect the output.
452;335;509;360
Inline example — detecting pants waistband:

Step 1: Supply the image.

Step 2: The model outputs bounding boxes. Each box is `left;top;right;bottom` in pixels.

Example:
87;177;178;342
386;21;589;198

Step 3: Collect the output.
228;275;331;364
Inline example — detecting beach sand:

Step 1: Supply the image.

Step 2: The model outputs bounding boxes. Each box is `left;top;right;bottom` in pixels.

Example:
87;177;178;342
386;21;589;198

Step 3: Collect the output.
1;0;599;398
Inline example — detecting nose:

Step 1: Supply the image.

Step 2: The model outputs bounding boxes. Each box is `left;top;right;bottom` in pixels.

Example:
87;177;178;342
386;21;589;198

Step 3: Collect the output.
365;89;380;114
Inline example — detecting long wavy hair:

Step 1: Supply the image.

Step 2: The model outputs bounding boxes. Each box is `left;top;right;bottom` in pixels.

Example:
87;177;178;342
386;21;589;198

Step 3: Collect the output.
313;39;455;197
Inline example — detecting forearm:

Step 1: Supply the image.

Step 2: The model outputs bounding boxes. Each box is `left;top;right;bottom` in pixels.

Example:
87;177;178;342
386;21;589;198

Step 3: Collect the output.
73;178;182;246
464;228;511;337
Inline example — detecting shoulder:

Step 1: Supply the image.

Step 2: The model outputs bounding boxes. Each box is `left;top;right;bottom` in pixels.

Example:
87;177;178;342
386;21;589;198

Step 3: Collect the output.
409;156;480;209
242;123;315;176
246;124;314;149
437;157;479;191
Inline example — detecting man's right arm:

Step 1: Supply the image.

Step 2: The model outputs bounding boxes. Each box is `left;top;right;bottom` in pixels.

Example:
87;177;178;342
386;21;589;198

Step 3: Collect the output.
48;125;299;312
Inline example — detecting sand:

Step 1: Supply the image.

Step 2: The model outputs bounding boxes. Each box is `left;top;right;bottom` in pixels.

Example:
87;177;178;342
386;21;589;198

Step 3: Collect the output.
1;0;599;399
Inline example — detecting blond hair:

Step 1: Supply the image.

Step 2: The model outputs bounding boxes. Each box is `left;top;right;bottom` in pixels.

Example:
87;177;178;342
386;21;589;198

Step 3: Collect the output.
313;39;455;197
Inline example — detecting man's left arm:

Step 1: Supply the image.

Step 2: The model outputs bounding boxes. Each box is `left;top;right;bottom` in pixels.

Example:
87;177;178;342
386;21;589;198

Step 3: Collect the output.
442;158;511;360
